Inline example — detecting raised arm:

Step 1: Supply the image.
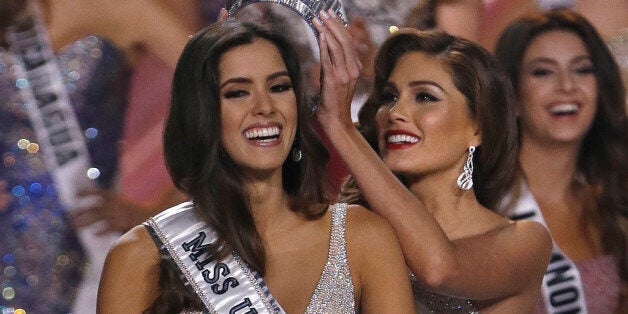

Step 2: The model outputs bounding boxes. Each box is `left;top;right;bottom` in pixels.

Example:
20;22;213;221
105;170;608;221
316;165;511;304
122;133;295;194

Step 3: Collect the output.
433;0;482;42
45;0;195;68
312;10;551;302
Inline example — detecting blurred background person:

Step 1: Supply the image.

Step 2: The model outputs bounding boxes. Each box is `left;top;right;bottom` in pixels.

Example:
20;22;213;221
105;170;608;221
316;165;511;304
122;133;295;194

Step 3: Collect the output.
495;9;628;313
405;0;483;42
0;0;193;312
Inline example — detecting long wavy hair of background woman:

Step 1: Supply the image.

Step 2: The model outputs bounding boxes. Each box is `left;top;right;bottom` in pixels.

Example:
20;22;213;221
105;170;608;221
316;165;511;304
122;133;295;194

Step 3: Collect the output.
495;8;628;310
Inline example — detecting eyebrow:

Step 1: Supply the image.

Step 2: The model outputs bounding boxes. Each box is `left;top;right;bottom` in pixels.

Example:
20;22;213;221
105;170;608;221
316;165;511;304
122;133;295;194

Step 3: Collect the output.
384;80;446;92
220;71;290;89
527;55;592;65
408;80;445;92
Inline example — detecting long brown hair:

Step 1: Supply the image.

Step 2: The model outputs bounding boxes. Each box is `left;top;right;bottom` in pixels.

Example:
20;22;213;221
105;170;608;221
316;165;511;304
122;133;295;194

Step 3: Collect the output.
341;28;518;210
148;20;330;312
495;9;628;281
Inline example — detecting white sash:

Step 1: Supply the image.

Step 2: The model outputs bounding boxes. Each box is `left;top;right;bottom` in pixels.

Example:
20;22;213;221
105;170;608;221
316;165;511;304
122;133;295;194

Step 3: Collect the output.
7;14;120;314
503;182;588;314
7;15;95;212
145;202;286;313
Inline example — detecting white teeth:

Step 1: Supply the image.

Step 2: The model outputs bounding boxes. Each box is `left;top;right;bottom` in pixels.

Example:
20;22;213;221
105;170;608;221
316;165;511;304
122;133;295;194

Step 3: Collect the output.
550;103;578;114
245;126;280;140
387;134;419;144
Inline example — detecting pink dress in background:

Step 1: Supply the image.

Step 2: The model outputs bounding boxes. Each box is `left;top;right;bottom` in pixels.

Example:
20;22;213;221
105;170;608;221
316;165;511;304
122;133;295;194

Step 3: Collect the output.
535;255;621;314
119;53;176;205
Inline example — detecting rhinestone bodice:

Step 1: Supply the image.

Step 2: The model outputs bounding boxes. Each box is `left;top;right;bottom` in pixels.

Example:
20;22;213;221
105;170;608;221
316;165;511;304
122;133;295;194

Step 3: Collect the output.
305;203;356;313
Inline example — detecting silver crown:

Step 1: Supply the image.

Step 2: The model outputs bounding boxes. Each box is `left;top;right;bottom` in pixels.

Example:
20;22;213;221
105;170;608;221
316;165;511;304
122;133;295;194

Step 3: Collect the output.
226;0;346;36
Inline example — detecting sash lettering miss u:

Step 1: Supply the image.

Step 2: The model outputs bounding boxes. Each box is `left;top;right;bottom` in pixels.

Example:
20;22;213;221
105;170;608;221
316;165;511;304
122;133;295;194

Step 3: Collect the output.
506;183;588;314
145;202;286;314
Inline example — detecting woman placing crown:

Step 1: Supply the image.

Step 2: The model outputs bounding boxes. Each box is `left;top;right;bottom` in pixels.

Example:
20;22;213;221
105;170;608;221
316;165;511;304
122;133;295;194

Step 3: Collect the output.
97;10;415;313
315;20;554;314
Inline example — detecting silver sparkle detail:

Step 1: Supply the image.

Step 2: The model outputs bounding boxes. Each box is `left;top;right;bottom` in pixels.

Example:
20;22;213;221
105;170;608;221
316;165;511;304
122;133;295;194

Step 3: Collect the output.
305;203;355;313
456;146;475;191
226;0;346;37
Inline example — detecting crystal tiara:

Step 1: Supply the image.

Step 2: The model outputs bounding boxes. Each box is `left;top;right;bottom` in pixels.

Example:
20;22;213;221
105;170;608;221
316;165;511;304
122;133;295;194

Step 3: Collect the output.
226;0;347;36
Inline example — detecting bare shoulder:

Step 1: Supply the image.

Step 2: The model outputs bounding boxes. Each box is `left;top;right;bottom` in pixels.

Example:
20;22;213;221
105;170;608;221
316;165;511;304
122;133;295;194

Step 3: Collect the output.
108;224;160;265
342;205;416;312
347;205;393;232
98;225;161;312
344;204;397;240
343;204;402;267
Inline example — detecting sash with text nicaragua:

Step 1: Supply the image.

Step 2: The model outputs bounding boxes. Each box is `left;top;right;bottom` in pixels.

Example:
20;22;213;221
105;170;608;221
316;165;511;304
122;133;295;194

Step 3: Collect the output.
6;12;121;313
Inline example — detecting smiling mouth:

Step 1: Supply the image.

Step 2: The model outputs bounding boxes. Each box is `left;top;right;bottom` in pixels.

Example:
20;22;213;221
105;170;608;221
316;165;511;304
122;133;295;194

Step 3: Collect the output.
244;126;281;142
549;103;579;116
384;131;421;149
387;134;420;144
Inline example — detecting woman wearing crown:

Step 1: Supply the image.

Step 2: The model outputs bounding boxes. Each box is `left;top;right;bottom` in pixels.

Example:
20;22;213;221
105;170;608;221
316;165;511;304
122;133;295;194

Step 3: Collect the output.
97;5;415;313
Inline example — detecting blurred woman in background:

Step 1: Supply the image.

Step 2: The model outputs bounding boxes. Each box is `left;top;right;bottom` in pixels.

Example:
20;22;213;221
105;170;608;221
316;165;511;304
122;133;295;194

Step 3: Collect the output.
495;9;628;313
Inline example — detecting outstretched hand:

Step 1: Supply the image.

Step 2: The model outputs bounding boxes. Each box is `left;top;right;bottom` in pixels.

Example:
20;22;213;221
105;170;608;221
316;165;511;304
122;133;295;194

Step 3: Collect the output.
69;188;152;234
312;9;362;127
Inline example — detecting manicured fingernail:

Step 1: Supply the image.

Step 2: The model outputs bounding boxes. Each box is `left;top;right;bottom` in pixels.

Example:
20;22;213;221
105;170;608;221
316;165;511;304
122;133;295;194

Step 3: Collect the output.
319;10;330;19
313;17;323;26
328;8;337;18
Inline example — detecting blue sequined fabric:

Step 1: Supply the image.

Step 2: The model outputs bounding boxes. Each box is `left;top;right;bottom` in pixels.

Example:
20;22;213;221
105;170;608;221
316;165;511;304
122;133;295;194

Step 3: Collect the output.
0;37;127;312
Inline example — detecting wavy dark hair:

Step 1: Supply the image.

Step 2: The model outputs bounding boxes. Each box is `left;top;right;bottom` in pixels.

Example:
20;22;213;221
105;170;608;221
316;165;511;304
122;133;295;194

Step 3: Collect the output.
494;9;628;281
147;20;330;312
0;0;30;47
341;28;518;210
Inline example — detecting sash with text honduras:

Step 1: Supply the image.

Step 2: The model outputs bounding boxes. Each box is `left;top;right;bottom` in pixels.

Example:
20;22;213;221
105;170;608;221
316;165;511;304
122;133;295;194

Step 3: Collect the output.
504;182;587;314
145;202;286;314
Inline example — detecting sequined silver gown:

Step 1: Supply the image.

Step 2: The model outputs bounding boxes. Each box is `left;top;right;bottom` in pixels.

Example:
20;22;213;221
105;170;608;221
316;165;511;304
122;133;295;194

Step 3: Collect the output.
304;203;355;313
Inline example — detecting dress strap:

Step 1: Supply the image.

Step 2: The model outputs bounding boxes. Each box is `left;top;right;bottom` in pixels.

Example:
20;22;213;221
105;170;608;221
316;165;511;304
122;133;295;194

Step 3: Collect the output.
329;203;349;262
305;203;356;313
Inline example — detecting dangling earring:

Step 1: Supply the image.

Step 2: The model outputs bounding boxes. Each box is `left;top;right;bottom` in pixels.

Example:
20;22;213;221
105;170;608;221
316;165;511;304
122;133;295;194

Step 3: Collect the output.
457;146;475;190
292;146;303;162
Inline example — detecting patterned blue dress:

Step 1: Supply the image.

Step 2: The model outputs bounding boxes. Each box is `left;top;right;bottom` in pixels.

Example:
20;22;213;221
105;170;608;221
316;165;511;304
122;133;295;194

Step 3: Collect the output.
0;37;127;313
